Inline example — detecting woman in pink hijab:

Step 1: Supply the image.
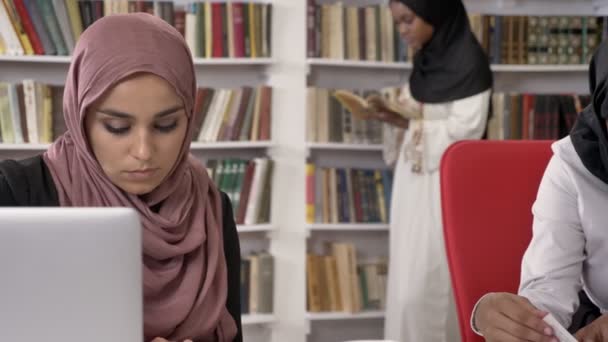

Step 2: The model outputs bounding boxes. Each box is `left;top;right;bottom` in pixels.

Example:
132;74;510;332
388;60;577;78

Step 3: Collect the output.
0;13;241;342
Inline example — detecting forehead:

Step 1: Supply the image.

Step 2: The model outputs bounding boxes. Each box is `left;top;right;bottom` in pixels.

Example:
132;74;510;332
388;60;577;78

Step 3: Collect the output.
92;73;182;110
390;1;415;17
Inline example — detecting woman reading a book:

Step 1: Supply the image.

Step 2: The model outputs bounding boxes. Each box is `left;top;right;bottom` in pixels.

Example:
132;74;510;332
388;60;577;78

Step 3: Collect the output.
472;40;608;342
373;0;493;341
0;14;242;342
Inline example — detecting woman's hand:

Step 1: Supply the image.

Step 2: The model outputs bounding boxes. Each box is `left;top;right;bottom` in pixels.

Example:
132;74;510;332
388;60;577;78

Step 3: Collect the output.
365;94;409;129
475;292;558;342
574;314;608;341
150;338;193;342
371;111;409;129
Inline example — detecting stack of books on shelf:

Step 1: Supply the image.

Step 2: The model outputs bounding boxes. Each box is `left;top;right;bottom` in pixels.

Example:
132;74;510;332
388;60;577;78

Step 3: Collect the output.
307;87;393;145
306;164;393;224
193;86;272;143
241;252;274;315
307;242;387;313
468;14;606;65
0;81;64;144
0;0;272;58
307;1;411;62
488;93;591;140
206;158;274;225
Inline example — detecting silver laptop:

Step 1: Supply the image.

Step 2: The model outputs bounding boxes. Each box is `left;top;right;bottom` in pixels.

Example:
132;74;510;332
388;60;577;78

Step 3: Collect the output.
0;208;142;341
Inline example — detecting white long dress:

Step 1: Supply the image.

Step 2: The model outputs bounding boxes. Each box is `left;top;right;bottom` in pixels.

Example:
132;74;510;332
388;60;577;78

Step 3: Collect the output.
383;85;491;342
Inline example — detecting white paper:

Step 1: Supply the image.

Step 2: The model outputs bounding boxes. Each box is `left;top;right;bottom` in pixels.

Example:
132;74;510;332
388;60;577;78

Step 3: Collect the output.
543;313;577;342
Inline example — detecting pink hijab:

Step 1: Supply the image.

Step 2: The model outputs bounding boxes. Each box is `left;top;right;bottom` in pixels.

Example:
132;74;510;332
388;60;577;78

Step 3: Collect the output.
43;13;237;341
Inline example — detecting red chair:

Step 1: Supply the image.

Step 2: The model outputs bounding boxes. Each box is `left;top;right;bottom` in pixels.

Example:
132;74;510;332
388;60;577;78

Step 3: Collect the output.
440;140;554;342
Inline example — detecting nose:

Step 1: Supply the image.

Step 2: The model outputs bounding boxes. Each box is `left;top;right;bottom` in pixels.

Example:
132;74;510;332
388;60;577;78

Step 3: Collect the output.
398;22;408;37
131;129;153;162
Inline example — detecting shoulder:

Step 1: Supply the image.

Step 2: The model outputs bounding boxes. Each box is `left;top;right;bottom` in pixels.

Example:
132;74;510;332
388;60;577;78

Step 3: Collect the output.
0;155;59;206
550;136;606;190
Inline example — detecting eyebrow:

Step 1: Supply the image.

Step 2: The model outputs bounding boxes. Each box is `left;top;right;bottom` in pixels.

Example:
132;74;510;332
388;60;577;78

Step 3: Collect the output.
97;105;184;119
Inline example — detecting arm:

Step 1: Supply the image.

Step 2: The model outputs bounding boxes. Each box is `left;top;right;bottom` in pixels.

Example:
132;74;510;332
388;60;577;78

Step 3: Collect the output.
518;153;586;329
423;89;491;172
0;173;17;206
221;192;243;342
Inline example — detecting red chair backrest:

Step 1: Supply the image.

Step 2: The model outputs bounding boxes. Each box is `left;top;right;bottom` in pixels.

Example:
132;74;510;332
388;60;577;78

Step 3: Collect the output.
440;140;554;342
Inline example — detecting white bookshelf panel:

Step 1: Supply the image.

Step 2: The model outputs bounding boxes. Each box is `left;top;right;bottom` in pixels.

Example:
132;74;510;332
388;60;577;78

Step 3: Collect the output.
242;313;276;325
0;56;274;65
464;0;608;16
0;57;273;86
307;311;385;321
306;142;384;152
238;224;275;233
307;224;389;232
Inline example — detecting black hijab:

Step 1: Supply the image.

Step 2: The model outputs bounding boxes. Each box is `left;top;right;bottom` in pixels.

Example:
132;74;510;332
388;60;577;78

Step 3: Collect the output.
395;0;492;103
570;40;608;184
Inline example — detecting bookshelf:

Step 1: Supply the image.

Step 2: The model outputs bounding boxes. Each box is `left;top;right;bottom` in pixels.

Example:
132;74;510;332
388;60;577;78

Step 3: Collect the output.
306;142;384;152
0;55;275;65
306;223;389;232
307;310;385;321
2;0;605;342
0;2;281;342
242;313;277;325
237;224;276;233
0;142;273;151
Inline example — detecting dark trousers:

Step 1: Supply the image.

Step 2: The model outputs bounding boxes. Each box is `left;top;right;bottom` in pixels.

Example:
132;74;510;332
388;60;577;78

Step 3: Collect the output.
568;290;602;334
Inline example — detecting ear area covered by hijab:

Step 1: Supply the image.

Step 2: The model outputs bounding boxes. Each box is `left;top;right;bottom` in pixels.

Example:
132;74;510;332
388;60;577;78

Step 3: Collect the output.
42;13;237;341
394;0;492;104
571;40;608;185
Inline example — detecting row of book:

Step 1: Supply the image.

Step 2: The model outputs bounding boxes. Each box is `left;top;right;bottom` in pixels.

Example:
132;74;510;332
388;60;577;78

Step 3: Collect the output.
307;1;410;62
306;165;393;224
306;87;385;145
488;93;591;141
0;0;272;58
193;86;272;143
469;15;605;65
0;81;65;144
307;243;387;313
0;82;272;145
184;1;272;59
241;252;273;314
206;158;273;226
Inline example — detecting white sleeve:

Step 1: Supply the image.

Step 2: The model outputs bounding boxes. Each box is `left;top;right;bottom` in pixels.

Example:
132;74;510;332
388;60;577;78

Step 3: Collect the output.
422;90;491;172
518;154;585;329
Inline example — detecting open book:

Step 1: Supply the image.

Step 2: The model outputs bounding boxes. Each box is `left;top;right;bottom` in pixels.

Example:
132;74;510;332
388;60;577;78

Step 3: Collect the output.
332;90;422;121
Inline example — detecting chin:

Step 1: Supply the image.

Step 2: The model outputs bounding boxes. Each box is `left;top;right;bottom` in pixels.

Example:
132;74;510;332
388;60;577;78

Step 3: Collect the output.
120;183;159;196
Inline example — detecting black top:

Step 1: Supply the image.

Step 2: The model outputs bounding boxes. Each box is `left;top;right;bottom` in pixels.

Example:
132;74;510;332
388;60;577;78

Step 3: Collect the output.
395;0;492;104
0;155;243;342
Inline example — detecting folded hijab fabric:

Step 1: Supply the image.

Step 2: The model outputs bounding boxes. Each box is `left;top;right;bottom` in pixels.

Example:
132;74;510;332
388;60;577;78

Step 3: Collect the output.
395;0;492;103
43;13;237;341
571;40;608;185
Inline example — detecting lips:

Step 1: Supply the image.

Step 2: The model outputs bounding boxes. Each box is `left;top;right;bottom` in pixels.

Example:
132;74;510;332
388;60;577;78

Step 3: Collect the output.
124;168;158;181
